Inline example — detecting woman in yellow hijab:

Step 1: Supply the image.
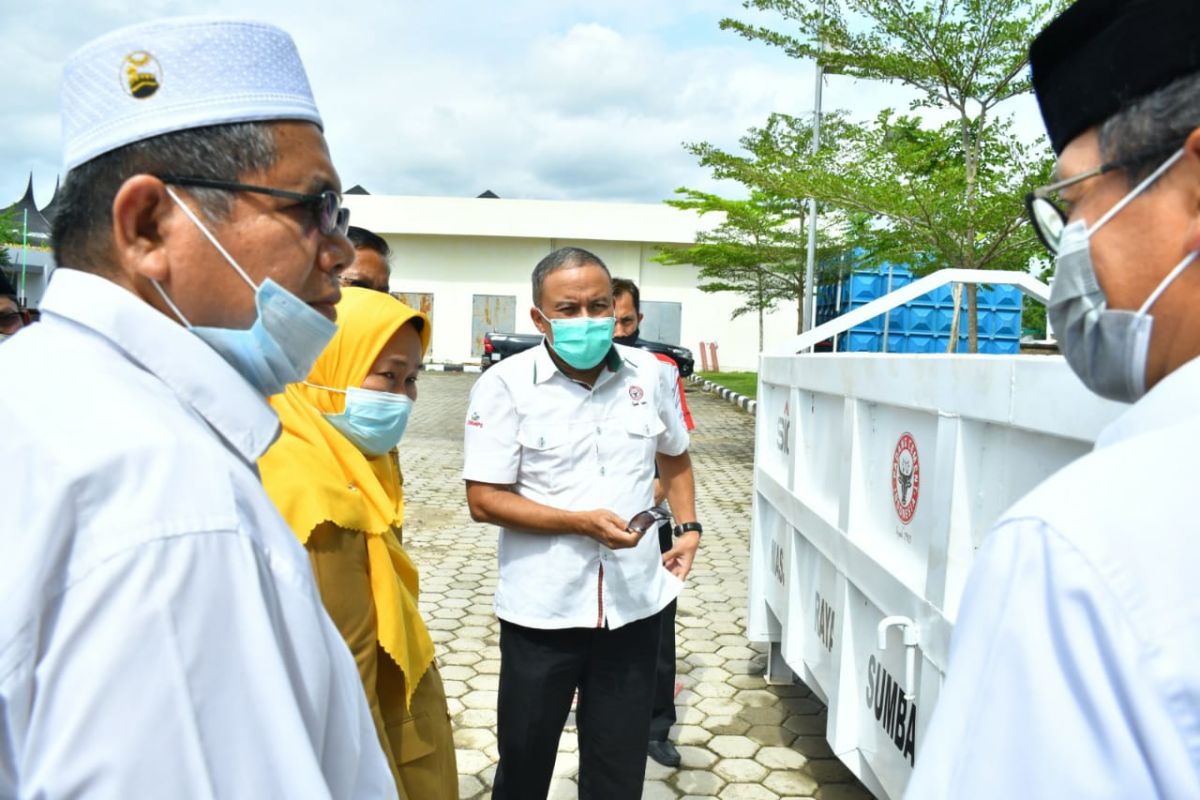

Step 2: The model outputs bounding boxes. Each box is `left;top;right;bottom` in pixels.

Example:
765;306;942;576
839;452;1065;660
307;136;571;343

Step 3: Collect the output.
260;287;456;800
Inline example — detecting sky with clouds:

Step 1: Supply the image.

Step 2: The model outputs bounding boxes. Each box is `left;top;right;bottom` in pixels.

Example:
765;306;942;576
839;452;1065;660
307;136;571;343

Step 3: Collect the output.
0;0;1046;211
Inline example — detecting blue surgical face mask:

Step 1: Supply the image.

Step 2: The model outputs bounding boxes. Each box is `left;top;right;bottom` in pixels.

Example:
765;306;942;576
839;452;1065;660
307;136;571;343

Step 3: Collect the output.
152;186;336;397
1048;148;1198;403
536;308;615;370
308;383;413;456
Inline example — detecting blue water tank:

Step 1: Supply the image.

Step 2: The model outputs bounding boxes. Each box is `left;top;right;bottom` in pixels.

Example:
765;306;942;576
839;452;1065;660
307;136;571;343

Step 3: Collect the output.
815;264;1023;354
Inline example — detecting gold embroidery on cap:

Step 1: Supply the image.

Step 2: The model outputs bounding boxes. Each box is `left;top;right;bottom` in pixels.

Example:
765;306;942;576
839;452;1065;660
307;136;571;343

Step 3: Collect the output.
121;51;162;99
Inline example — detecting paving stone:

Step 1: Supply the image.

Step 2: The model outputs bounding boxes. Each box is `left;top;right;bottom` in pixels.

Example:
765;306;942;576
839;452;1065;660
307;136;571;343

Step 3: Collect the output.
457;774;484;799
467;673;500;691
708;735;761;759
674;768;725;795
692;681;739;699
456;708;497;728
642;779;681;799
440;651;482;667
746;725;798;747
807;759;858;783
755;746;809;770
676;745;718;769
454;748;491;775
764;771;821;797
453;727;496;749
720;782;781;799
740;705;789;726
714;758;770;783
674;724;713;745
546;777;577;799
552;750;579;778
815;783;876;800
792;736;836;759
461;689;498;709
783;714;828;735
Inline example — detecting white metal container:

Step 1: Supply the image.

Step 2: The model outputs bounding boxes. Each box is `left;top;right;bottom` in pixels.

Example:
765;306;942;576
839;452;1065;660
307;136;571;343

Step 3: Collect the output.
747;271;1127;799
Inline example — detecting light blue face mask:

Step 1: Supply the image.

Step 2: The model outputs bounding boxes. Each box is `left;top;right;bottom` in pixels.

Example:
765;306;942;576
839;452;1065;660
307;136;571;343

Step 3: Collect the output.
536;308;615;370
152;186;336;397
308;383;413;456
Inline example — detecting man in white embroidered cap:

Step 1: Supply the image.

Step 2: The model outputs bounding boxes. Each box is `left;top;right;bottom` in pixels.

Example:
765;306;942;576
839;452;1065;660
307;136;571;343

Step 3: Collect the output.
0;17;395;798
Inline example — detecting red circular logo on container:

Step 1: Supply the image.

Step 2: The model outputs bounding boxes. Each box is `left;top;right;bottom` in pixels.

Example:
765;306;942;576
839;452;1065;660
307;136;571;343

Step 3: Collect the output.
892;433;920;524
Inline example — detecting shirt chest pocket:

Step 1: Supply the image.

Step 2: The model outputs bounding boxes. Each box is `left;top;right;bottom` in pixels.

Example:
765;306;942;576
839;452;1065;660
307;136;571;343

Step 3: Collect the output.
517;423;572;492
616;412;666;467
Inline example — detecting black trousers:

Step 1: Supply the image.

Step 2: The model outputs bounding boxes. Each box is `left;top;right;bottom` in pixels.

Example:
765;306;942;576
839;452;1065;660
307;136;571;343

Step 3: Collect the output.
493;611;661;800
648;523;678;741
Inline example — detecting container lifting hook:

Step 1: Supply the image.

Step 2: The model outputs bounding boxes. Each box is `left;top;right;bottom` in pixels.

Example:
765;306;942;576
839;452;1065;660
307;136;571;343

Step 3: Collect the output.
876;616;919;702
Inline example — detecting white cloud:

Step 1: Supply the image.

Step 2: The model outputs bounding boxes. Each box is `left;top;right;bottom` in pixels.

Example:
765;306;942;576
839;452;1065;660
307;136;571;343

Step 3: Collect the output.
0;0;1046;214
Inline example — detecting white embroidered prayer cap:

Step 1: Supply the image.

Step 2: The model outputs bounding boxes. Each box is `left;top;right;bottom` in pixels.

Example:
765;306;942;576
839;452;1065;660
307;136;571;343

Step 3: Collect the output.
61;17;322;172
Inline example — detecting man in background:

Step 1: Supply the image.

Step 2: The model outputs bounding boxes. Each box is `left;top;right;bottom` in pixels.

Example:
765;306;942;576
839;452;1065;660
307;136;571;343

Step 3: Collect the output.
0;271;27;342
341;225;392;292
612;276;695;768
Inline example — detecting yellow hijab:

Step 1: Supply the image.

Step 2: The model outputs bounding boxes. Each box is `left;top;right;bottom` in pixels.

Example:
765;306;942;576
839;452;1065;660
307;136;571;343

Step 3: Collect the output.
261;287;434;707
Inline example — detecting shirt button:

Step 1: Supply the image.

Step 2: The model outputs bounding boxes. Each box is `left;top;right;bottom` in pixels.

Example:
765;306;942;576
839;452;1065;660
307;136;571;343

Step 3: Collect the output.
596;425;602;434
347;483;357;492
600;466;606;476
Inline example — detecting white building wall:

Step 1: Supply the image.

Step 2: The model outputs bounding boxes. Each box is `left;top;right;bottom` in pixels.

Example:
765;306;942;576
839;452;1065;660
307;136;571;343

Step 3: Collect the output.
347;194;798;371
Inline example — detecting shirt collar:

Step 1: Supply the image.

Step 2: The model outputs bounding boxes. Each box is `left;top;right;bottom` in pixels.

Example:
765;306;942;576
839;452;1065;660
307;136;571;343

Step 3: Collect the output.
41;269;280;462
1095;354;1200;450
533;340;624;386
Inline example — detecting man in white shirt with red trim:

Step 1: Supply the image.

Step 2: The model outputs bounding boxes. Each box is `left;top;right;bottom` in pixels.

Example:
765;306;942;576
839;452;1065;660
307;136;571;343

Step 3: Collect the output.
464;246;700;799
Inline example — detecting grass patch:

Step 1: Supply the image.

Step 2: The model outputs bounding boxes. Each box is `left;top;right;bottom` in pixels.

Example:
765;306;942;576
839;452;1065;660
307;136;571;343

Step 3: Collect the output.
697;370;758;399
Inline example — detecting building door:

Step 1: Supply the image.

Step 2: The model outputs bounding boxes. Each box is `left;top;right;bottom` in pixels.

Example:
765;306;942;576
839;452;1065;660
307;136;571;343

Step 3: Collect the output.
472;294;516;357
639;300;682;345
392;292;435;358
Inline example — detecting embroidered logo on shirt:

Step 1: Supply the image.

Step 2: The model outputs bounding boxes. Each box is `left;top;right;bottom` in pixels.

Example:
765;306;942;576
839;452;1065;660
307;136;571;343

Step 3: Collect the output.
467;411;484;429
629;385;646;405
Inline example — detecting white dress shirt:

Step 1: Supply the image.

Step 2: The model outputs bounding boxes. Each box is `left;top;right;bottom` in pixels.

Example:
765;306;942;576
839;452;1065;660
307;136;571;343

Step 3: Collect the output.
462;342;689;630
0;270;393;799
906;357;1200;799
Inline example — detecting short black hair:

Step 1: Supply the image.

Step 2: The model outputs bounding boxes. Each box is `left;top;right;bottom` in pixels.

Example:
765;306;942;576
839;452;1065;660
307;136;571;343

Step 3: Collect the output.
531;246;610;307
347;225;391;258
611;277;640;314
51;122;277;270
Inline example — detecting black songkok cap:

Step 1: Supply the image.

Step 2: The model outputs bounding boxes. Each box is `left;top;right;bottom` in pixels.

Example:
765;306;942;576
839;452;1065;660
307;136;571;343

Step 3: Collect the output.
1031;0;1200;154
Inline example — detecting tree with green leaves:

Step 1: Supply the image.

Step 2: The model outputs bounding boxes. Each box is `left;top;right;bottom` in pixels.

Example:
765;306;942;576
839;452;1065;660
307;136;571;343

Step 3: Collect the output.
700;0;1063;351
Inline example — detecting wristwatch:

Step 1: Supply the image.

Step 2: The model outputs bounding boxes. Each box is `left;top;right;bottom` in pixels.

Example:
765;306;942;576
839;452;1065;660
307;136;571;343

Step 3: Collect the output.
673;521;703;538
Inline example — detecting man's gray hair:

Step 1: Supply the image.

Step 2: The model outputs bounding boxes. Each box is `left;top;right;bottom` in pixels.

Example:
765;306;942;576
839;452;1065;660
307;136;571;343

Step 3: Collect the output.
51;122;277;270
532;247;611;307
1099;71;1200;188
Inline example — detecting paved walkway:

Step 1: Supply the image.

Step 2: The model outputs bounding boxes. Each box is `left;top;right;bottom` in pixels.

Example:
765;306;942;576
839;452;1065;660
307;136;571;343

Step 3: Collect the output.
401;372;872;800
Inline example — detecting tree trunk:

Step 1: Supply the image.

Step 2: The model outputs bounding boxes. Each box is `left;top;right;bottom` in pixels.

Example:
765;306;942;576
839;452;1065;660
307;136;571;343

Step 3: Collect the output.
967;284;979;353
946;283;963;354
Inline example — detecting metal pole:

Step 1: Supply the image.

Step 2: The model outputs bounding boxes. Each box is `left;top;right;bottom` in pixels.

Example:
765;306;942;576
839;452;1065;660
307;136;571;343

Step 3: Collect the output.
20;208;28;306
882;262;895;352
802;0;825;335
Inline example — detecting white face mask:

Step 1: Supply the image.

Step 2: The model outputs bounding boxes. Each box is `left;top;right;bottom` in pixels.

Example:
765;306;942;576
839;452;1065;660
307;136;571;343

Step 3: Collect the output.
1047;148;1198;403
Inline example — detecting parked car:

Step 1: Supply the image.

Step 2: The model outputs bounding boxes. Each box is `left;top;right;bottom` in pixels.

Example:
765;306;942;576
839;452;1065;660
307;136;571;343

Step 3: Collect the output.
482;331;694;377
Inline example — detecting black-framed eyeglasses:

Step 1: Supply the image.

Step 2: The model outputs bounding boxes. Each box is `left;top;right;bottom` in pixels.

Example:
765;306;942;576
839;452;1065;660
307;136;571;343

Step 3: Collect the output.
157;175;350;237
627;506;672;536
1024;143;1179;256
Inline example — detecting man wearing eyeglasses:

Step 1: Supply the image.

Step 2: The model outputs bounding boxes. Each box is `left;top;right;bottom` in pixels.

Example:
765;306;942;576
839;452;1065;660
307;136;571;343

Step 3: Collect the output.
0;18;393;798
463;247;700;799
908;2;1200;798
340;226;394;292
0;271;27;343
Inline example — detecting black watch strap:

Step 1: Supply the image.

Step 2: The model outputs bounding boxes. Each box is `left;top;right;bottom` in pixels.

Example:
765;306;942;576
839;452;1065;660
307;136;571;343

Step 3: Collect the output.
673;521;703;537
